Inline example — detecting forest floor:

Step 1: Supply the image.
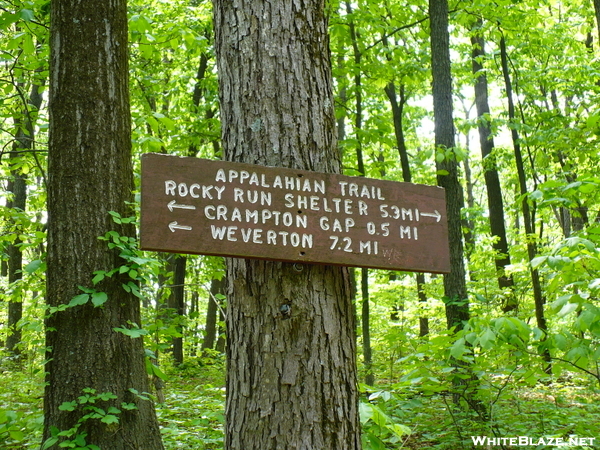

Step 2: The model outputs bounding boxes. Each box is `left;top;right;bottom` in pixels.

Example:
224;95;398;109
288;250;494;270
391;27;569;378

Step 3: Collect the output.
2;358;599;449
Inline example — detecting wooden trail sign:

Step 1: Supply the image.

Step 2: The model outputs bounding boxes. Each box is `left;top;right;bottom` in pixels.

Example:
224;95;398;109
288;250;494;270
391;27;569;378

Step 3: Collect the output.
140;153;450;273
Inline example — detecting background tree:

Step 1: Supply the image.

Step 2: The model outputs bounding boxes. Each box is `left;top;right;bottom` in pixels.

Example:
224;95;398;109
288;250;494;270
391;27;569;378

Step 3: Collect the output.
428;0;468;330
469;17;516;312
44;0;164;448
213;0;361;447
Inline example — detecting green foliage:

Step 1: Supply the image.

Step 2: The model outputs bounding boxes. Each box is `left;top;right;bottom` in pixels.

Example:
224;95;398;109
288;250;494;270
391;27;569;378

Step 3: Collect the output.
156;361;225;449
2;0;600;446
41;389;131;450
360;388;411;449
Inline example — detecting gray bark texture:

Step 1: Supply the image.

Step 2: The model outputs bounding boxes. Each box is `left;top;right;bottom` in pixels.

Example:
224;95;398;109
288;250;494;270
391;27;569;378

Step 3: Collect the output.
44;1;164;448
213;0;362;448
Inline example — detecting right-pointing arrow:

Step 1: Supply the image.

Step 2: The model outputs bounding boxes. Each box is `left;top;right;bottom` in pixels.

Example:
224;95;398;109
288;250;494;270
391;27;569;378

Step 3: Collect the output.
419;210;442;222
168;221;193;233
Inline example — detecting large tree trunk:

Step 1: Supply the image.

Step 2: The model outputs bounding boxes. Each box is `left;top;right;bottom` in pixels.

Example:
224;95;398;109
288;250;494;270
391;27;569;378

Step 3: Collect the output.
213;0;361;448
44;1;164;448
429;0;469;330
470;22;517;312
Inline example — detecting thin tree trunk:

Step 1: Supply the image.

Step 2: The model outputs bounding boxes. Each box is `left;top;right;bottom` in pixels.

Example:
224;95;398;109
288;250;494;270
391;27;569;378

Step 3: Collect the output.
499;34;551;373
429;0;469;330
189;290;199;357
44;1;163;448
168;255;186;365
471;23;517;312
430;0;490;419
594;0;600;43
213;0;361;447
215;305;226;354
345;1;374;387
6;79;44;356
384;81;430;336
202;277;225;355
361;268;374;386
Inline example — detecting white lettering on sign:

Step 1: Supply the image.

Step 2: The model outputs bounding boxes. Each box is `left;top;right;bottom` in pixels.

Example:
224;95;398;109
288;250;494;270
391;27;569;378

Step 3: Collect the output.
158;168;442;263
210;225;314;248
399;226;419;240
319;217;355;233
141;154;450;273
338;181;385;200
165;180;226;200
215;169;326;194
204;205;308;229
233;188;272;206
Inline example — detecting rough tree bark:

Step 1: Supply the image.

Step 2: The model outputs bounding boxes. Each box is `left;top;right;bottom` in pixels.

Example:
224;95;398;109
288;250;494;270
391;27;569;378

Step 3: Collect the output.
213;0;361;448
44;1;164;448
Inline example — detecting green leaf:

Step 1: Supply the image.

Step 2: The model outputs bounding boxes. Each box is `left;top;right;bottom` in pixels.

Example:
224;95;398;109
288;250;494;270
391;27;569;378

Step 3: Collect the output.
25;259;43;273
92;271;106;285
42;437;59;450
68;294;90;307
114;326;147;338
557;302;578;318
530;256;547;269
97;392;117;401
479;328;496;350
151;364;168;381
19;9;34;21
359;401;373;425
121;402;137;411
387;423;411;438
10;429;24;440
73;433;87;446
529;189;543;201
58;401;77;412
553;333;567;350
101;414;120;425
450;337;467;359
91;292;108;307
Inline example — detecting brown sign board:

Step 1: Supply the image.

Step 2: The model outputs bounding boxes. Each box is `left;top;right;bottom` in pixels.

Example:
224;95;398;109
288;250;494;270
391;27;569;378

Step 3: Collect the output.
140;153;450;273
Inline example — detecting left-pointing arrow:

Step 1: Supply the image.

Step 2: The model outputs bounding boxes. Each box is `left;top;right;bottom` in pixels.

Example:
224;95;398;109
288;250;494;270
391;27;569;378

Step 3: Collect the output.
169;221;193;232
168;200;196;212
